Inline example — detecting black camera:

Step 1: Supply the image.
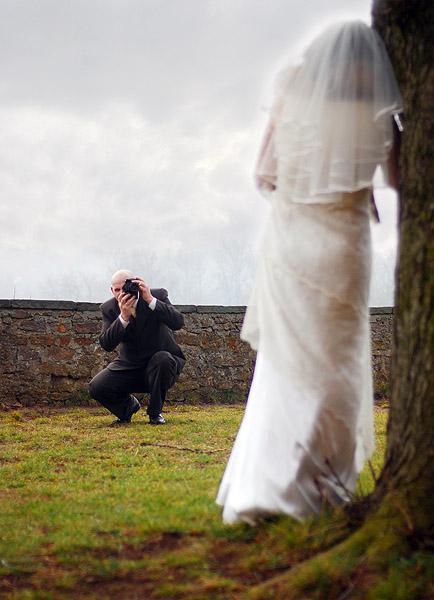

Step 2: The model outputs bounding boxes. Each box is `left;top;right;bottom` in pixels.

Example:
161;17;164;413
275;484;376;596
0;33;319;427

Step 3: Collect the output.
122;279;140;299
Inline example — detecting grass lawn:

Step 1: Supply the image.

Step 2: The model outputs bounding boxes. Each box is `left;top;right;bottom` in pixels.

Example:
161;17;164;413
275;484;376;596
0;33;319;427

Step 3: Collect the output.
0;404;388;599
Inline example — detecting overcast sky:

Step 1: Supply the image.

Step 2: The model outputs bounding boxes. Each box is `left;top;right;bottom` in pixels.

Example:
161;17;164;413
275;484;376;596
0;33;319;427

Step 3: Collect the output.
0;0;398;305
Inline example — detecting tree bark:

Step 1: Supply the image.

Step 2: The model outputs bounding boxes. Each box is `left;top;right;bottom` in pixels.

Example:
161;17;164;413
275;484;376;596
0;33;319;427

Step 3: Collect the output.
372;0;434;529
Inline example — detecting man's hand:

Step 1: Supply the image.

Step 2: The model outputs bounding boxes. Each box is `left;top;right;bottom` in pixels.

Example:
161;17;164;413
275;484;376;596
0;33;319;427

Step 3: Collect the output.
118;292;137;321
133;277;154;305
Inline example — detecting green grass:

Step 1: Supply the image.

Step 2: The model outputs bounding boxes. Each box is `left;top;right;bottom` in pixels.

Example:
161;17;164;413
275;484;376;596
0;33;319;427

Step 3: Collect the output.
0;405;388;599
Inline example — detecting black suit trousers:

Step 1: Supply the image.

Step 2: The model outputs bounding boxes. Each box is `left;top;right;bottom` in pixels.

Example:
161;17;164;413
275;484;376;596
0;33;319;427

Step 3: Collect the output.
89;351;184;419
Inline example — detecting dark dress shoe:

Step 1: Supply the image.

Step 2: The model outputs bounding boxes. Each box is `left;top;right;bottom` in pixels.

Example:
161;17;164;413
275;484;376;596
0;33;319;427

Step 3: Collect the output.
149;414;165;425
109;396;140;427
125;395;141;420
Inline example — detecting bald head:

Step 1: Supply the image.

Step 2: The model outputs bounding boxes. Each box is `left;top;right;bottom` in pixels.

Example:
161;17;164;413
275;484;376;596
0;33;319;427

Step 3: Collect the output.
111;269;134;286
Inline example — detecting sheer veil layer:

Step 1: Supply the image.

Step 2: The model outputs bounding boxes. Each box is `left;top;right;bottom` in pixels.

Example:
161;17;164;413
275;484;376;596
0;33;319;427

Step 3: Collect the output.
256;21;403;202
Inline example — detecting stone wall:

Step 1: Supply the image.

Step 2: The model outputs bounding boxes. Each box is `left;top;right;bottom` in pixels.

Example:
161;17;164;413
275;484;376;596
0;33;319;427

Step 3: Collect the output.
0;300;393;408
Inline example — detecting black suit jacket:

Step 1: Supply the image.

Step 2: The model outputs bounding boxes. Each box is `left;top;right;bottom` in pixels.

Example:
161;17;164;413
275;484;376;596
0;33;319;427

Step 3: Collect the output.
99;288;186;371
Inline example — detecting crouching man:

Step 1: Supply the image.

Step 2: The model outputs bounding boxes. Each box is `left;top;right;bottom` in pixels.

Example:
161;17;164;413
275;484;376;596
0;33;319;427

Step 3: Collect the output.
89;270;186;426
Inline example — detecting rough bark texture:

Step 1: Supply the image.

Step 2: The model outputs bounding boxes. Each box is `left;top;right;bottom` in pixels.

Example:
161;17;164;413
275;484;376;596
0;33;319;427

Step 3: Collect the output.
372;0;434;524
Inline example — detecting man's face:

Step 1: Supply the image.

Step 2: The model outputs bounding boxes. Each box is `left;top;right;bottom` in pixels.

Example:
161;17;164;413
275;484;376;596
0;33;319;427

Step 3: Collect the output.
111;278;126;302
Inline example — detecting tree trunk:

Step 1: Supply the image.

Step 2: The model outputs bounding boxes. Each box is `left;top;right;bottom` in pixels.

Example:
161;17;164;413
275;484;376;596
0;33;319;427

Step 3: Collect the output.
372;0;434;530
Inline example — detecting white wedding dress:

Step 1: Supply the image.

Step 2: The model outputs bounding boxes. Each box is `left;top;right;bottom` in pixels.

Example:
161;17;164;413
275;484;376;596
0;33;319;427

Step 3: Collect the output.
216;22;402;525
216;190;375;524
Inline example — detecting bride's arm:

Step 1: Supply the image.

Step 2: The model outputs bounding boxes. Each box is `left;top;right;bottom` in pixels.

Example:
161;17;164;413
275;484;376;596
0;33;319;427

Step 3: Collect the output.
254;68;297;195
254;121;277;193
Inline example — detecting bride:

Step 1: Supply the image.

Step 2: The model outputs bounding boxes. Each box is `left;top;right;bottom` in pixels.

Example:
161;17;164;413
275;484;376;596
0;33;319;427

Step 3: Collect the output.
217;21;403;524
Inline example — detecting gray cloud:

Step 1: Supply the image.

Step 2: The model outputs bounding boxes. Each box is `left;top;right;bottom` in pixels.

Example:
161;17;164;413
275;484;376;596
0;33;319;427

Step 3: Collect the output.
0;0;396;307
